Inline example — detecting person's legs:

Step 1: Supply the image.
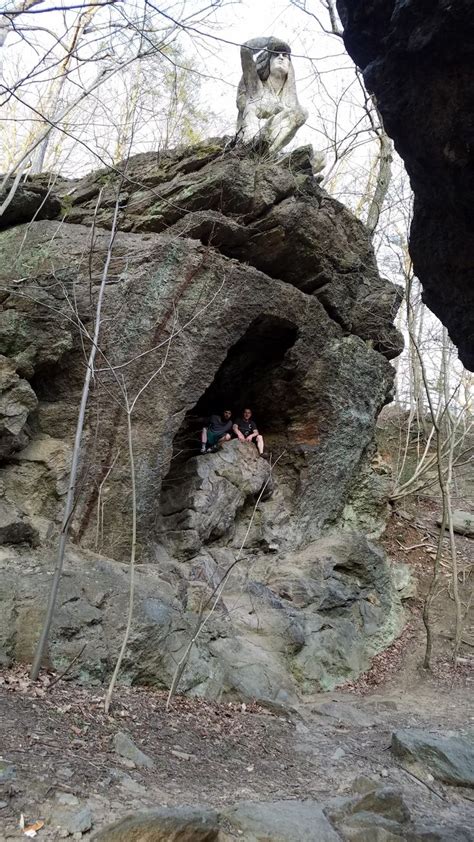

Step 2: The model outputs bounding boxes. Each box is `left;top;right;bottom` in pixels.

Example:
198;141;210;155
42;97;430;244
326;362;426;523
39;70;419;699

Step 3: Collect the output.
201;427;208;453
256;434;264;455
211;433;231;451
205;432;230;453
201;429;219;453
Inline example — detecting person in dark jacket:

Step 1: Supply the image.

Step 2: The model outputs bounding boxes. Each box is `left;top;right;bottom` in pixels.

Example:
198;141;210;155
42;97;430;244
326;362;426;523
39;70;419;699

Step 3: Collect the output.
200;409;233;453
233;407;265;456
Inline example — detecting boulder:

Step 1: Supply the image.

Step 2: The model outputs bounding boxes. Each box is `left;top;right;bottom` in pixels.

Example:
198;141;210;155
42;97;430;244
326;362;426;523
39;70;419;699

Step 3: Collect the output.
437;510;474;538
0;139;406;695
0;498;39;546
327;786;411;825
0;354;37;458
158;441;271;556
0;759;16;783
91;806;220;841
314;701;380;728
0;529;403;698
221;800;341;841
286;533;403;691
113;731;155;769
1;435;71;544
0;178;61;230
0;141;402;562
391;563;417;599
392;729;474;787
49;803;93;836
92;801;340;841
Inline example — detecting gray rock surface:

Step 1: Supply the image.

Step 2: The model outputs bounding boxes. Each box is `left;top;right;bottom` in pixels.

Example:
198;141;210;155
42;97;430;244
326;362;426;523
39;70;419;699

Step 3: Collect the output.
92;801;340;841
0;531;403;697
392;729;474;787
315;701;380;728
50;804;93;836
0;177;61;230
91;806;220;841
0;759;16;783
0;354;38;458
90;793;472;842
159;441;271;556
391;563;417;600
0;140;402;561
437;510;474;538
0;498;39;546
0;139;406;696
222;799;341;841
113;732;155;769
408;827;474;842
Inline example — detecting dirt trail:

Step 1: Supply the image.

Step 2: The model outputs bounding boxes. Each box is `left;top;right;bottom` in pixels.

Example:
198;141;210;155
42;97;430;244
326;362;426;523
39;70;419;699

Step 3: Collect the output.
1;506;473;839
0;655;472;840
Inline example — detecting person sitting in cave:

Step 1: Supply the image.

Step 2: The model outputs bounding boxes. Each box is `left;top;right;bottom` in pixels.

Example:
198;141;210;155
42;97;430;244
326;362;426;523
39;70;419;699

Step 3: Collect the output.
200;409;233;454
233;407;265;456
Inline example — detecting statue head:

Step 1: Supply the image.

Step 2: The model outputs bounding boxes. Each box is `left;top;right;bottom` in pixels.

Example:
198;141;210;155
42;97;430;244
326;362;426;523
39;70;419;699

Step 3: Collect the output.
256;38;291;83
270;52;291;81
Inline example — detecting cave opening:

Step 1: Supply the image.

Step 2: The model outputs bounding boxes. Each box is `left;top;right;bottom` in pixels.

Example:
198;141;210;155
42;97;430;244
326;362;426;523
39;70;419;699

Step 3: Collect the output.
165;314;299;473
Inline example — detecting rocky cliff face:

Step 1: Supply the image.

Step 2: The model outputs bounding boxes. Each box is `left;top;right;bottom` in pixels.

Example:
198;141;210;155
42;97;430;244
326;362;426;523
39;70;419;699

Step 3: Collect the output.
337;0;474;370
0;139;406;699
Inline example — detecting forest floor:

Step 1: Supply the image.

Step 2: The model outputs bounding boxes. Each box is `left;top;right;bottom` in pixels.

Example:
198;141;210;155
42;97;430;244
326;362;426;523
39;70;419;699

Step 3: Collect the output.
0;498;473;840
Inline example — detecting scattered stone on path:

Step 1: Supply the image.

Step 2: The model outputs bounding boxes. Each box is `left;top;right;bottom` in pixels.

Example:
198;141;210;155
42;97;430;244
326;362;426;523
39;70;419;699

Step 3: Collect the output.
57;766;75;780
222;800;341;842
392;729;474;787
364;697;399;712
325;785;414;842
0;499;39;546
392;562;417;599
0;759;16;783
91;806;220;841
328;786;411;824
118;774;148;797
113;731;155;769
50;803;93;836
170;749;195;761
349;776;379;795
314;701;380;728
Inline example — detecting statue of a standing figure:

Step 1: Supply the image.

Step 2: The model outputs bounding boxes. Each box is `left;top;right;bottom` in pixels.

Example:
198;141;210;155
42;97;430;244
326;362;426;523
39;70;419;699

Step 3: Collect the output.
236;37;308;154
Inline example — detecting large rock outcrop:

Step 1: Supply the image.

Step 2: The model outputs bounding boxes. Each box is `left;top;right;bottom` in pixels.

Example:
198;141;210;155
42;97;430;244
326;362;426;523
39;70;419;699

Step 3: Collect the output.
0;139;405;696
0;529;403;698
337;0;474;370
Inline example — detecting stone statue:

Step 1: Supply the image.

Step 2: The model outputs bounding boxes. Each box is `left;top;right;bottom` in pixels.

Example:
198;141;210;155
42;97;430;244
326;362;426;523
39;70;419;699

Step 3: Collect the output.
236;36;308;154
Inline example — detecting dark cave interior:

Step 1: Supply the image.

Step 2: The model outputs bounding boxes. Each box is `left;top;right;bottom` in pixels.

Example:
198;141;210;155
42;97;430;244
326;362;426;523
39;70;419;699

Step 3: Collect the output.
160;314;299;489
